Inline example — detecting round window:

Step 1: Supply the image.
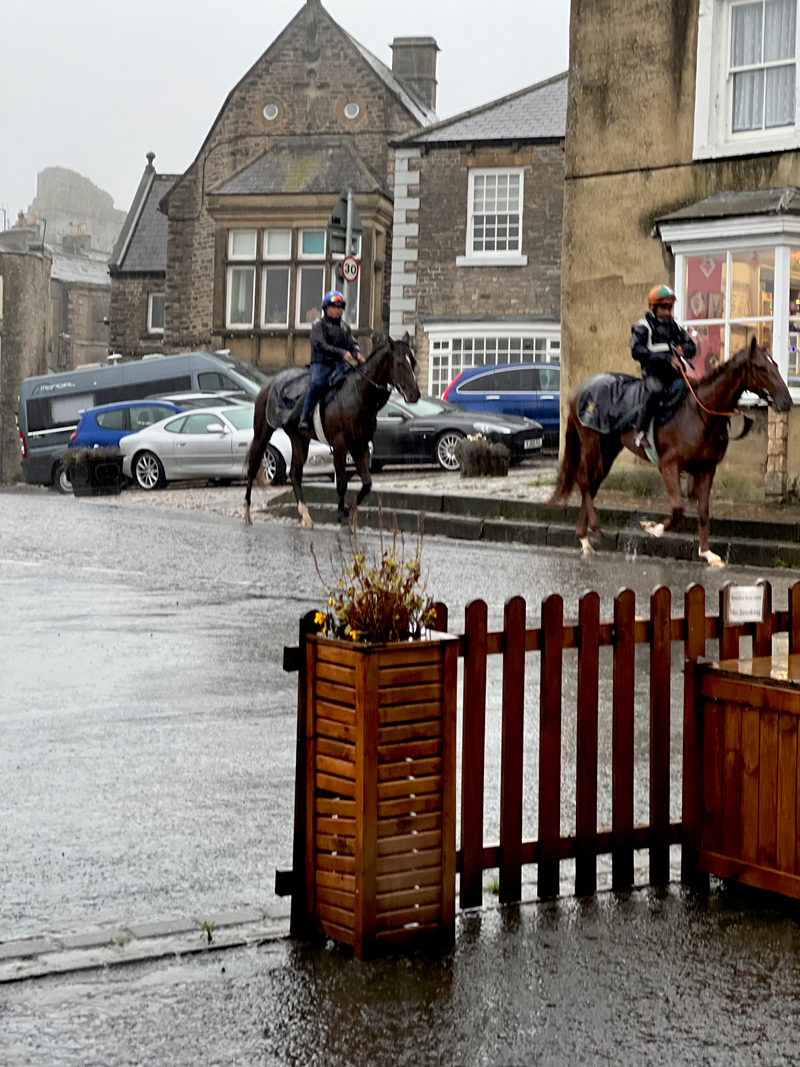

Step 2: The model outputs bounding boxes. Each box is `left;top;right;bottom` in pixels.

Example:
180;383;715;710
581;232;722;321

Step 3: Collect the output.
344;102;360;120
263;104;279;121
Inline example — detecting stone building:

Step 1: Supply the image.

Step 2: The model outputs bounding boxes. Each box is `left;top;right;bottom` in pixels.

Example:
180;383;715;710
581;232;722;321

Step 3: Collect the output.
28;167;126;255
562;0;800;495
110;0;438;370
389;73;567;395
0;242;52;484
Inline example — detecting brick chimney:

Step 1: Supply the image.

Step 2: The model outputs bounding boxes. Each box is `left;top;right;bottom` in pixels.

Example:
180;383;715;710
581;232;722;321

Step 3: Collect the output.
390;36;439;111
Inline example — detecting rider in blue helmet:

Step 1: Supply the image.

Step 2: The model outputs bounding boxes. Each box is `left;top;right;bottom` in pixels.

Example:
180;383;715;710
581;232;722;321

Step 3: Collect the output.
298;290;364;431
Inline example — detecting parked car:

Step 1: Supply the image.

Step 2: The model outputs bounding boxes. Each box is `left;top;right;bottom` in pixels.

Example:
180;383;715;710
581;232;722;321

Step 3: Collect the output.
371;395;543;472
146;390;252;409
119;406;334;490
442;363;560;447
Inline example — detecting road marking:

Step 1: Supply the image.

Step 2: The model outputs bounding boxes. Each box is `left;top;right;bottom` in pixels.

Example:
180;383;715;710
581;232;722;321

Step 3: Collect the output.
0;558;43;567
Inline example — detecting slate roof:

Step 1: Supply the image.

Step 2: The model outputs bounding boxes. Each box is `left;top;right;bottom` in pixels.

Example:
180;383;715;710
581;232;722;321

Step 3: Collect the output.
393;72;567;147
110;172;177;274
657;188;800;224
50;251;110;287
212;137;391;197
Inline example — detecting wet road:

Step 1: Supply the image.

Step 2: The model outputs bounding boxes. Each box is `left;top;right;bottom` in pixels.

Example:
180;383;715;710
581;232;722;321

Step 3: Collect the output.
3;486;800;943
5;884;800;1066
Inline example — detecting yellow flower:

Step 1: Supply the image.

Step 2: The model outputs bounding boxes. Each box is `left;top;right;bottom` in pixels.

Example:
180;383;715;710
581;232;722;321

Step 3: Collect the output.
314;612;326;626
350;630;359;641
328;598;334;606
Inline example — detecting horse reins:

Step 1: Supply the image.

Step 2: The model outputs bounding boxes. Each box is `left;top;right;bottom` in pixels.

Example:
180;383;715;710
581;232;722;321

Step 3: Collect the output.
676;358;742;419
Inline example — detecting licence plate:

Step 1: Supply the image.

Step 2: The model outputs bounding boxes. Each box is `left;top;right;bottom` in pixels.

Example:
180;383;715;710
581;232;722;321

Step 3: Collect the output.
525;438;543;450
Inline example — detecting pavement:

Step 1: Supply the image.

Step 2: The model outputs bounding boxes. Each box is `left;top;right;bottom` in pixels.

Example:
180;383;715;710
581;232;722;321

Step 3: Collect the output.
107;457;800;570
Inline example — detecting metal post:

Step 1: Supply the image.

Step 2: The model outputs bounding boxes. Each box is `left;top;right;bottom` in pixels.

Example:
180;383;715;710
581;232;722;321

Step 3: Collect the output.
344;187;353;320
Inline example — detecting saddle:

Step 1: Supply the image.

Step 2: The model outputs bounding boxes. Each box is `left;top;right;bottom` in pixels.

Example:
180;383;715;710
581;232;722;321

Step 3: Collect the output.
266;363;351;430
577;373;685;435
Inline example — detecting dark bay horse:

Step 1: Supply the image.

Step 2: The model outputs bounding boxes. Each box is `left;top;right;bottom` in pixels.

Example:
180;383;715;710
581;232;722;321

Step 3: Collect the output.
242;335;420;528
547;339;792;566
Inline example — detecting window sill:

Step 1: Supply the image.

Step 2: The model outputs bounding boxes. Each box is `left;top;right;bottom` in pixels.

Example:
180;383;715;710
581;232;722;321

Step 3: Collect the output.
693;129;800;161
456;255;528;268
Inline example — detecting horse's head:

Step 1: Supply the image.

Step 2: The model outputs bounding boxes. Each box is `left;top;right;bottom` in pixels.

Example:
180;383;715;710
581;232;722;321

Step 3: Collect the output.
386;333;421;404
745;337;792;413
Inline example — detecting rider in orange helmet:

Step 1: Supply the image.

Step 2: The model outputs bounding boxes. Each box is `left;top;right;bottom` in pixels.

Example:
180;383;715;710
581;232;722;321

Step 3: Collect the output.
630;284;696;448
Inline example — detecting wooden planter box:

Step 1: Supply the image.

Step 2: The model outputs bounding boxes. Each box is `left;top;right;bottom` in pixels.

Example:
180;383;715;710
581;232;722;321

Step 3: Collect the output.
302;630;459;958
691;655;800;898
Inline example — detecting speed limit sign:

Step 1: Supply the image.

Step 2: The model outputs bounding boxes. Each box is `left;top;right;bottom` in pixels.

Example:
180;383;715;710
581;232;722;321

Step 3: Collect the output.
341;255;359;283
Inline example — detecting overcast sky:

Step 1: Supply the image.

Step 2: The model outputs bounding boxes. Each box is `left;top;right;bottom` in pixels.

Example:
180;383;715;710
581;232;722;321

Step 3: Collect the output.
0;0;570;224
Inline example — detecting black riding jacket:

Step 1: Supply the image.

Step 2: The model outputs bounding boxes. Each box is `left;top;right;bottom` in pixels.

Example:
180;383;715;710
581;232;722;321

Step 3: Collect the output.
630;312;696;373
310;314;361;368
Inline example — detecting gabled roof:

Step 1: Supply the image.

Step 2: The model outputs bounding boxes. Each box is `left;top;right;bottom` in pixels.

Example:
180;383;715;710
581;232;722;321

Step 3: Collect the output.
110;169;178;274
211;136;391;197
657;187;800;224
393;71;567;147
167;2;435;207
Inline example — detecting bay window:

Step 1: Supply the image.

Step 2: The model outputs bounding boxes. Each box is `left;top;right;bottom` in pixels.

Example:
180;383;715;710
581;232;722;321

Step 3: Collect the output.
662;214;800;393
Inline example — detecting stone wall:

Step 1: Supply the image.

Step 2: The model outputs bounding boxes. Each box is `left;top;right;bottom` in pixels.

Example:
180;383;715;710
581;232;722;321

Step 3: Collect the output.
164;5;423;355
28;167;125;254
0;251;52;483
393;143;564;387
109;277;166;358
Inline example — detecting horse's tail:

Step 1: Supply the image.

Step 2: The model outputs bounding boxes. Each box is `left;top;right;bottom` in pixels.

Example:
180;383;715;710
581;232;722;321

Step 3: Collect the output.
246;384;271;478
546;409;580;507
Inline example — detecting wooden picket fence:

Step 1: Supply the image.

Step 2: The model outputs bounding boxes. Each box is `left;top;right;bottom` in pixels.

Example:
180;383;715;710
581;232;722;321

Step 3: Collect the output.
281;580;800;928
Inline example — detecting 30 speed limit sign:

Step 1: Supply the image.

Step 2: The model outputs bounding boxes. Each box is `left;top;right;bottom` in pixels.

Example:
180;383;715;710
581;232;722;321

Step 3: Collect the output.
341;255;359;283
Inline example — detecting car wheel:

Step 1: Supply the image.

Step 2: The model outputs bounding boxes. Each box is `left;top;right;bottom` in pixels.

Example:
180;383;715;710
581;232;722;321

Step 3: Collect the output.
53;462;73;495
435;431;464;472
133;451;166;491
263;444;287;486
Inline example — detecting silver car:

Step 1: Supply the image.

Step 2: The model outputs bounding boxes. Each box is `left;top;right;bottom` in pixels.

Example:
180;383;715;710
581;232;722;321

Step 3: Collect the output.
119;406;333;490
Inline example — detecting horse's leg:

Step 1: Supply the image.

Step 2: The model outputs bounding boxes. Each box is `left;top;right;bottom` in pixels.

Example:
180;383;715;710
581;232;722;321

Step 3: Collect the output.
242;422;272;526
334;450;349;526
641;458;683;539
694;470;724;567
577;433;612;554
289;434;313;528
348;448;373;519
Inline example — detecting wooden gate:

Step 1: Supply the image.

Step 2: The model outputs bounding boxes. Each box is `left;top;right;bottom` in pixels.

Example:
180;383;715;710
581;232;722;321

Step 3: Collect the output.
281;581;800;931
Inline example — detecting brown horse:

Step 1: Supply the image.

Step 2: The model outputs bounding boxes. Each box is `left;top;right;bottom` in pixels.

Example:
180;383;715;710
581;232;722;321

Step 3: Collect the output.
242;335;420;528
548;338;792;566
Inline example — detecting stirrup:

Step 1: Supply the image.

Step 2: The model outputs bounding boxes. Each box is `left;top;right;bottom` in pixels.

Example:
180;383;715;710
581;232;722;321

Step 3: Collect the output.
634;430;647;448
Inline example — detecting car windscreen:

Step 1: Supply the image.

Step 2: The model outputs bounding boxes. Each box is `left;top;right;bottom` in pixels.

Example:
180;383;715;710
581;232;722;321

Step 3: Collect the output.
394;397;450;417
213;354;271;387
220;407;255;430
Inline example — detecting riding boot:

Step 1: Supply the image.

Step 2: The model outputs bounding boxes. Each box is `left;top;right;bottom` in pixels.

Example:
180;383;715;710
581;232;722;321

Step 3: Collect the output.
634;395;660;449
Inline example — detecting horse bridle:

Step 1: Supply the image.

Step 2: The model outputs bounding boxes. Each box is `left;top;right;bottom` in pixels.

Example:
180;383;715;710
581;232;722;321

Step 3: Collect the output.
347;347;417;400
675;356;755;440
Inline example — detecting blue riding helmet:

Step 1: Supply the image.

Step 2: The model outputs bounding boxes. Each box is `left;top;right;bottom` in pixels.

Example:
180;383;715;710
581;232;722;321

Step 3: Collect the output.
322;290;346;310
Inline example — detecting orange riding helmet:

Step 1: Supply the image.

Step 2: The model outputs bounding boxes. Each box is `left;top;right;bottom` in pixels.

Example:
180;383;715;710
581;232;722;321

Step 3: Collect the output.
648;284;677;309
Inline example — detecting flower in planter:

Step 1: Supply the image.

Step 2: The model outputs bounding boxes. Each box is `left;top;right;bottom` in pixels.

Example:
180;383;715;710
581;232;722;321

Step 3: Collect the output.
311;510;436;643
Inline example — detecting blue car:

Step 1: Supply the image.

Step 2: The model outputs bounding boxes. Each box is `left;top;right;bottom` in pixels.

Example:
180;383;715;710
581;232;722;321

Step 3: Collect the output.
67;401;184;452
442;362;560;447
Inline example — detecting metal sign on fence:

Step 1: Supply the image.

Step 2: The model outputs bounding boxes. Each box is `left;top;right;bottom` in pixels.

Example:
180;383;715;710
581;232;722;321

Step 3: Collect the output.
725;584;765;625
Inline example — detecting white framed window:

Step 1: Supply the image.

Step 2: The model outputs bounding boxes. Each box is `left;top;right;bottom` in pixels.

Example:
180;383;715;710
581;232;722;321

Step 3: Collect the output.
299;229;326;259
694;0;799;158
228;229;257;260
457;169;527;267
662;214;800;395
424;324;561;396
261;266;290;327
226;265;255;328
296;265;325;327
147;292;165;334
263;229;291;259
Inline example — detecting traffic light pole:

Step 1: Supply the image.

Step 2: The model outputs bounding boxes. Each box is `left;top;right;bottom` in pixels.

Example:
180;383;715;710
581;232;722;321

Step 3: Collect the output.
344;187;354;321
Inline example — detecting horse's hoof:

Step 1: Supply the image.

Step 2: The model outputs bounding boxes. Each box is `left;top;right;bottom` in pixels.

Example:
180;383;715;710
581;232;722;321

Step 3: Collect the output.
298;503;313;529
241;504;252;526
641;520;665;539
699;549;724;568
579;536;595;556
